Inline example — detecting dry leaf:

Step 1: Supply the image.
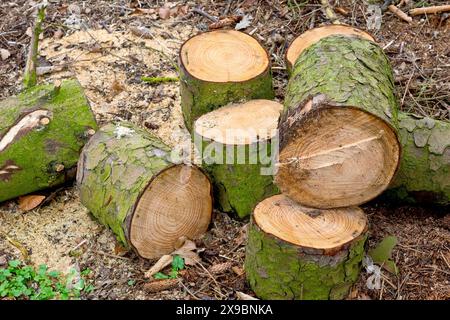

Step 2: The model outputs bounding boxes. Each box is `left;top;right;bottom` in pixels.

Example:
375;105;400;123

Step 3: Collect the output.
114;243;129;256
131;8;156;15
232;266;245;276
235;15;253;30
236;291;259;300
129;26;153;39
0;48;10;61
144;254;173;278
172;238;201;265
18;195;45;211
111;79;124;96
209;16;242;29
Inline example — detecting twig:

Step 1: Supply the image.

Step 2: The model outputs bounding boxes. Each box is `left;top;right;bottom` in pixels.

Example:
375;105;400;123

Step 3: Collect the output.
388;5;412;23
23;4;46;89
192;7;218;22
410;5;450;16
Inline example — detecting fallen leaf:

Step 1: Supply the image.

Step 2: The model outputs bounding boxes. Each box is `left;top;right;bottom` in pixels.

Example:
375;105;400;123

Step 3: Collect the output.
232;266;245;276
111;79;124;96
209;16;242;29
131;8;156;15
235;14;253;30
0;48;10;61
18;195;45;211
144;254;173;278
172;238;201;265
114;243;129;256
129;26;153;39
236;291;259;300
368;236;399;274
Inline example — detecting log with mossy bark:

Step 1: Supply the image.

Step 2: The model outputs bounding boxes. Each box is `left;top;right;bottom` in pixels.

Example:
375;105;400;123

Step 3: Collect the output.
276;32;401;209
0;79;97;202
193;100;282;218
77;122;213;259
245;194;368;300
179;30;275;132
386;112;450;204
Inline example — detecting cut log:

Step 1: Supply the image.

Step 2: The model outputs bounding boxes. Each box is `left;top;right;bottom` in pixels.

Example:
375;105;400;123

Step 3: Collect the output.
245;194;368;300
285;25;374;73
179;30;275;132
276;33;401;209
77;122;213;259
194;99;282;218
0;79;97;202
386;112;450;204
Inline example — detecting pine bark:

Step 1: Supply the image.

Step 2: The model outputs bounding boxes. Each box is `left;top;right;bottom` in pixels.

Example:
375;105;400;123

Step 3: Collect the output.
0;79;97;202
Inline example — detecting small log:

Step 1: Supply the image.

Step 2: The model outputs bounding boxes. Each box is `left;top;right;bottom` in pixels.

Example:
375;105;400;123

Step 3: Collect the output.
179;30;274;132
245;194;368;300
387;112;450;205
0;80;97;202
194;100;282;218
77;122;213;259
277;27;400;209
285;25;374;73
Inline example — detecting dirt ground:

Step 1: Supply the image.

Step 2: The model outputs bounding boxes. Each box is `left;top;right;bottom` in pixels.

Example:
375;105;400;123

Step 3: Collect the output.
0;0;449;300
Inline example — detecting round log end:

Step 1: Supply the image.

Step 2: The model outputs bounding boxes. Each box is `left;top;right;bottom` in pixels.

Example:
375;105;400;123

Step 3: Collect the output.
286;25;374;71
276;105;400;208
129;164;212;259
180;30;269;83
253;194;368;253
194;99;283;145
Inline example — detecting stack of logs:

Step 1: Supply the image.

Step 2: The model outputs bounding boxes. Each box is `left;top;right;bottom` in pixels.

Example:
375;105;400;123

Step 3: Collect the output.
1;18;449;300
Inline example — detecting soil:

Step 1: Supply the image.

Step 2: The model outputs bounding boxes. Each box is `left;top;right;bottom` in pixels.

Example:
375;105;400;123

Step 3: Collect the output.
0;0;449;300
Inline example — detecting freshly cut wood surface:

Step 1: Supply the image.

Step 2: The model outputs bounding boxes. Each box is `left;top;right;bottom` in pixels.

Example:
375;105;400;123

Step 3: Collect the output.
130;165;212;259
194;99;282;145
286;25;374;71
180;30;269;83
276;106;400;208
253;194;367;251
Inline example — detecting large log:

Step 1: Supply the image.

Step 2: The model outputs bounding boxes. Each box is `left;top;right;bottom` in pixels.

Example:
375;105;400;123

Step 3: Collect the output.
77;122;213;259
194;99;282;218
179;30;275;132
0;79;97;202
276;29;401;209
245;194;368;300
387;112;450;204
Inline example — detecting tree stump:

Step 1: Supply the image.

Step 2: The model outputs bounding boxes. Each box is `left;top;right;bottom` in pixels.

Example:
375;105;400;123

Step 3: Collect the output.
276;32;400;209
179;30;275;132
77;122;213;259
194;99;282;218
0;79;97;202
387;112;450;204
285;25;374;73
245;194;368;300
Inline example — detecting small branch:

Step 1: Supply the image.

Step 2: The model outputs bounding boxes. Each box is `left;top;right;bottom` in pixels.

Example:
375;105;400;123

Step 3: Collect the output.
409;5;450;16
320;0;341;24
388;5;412;23
23;4;46;89
191;7;218;22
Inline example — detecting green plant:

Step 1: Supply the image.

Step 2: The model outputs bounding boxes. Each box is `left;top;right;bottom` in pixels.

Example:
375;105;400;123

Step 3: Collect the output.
153;255;185;280
0;260;94;300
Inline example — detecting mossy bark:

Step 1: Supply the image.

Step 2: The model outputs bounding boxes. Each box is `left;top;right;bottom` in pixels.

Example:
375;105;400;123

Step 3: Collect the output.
281;35;399;146
77;122;177;248
386;112;450;204
195;135;278;218
0;79;97;202
245;219;368;300
180;65;275;133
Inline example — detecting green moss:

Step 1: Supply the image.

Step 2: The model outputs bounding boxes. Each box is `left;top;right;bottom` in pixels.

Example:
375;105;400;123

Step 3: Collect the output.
285;36;399;127
0;80;97;202
245;221;367;300
180;68;275;132
77;122;173;245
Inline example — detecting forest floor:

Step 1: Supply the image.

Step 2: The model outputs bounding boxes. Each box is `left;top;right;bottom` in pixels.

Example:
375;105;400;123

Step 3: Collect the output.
0;0;449;300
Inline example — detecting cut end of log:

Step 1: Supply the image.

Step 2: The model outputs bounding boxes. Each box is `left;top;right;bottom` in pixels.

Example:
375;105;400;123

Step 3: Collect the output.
194;99;283;145
180;30;269;83
286;25;374;71
276;105;400;208
253;194;368;253
129;164;212;259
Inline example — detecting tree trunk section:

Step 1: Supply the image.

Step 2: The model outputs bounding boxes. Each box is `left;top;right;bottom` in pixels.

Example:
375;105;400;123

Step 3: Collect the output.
386;112;450;204
194;100;282;218
179;30;275;132
276;35;401;209
245;194;368;300
77;122;213;259
0;79;97;202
